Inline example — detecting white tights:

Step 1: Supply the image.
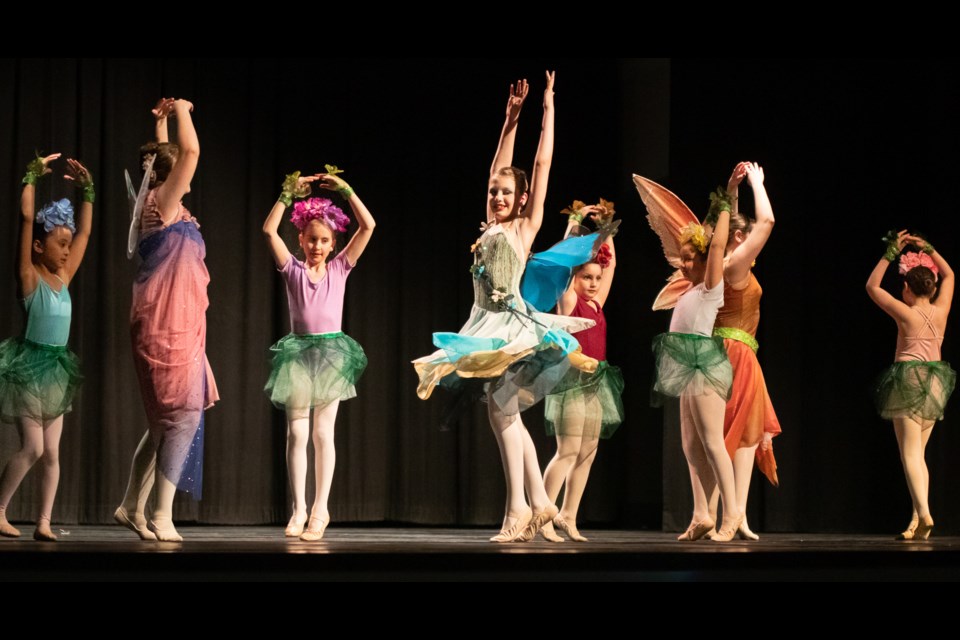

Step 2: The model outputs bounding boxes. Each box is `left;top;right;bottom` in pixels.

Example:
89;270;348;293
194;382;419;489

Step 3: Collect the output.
488;390;549;529
893;417;934;520
0;415;63;525
542;396;601;526
680;391;740;529
286;401;339;524
119;429;177;531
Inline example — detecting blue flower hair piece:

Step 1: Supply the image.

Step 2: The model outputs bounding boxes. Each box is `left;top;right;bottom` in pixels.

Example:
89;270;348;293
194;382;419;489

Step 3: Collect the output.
36;198;76;234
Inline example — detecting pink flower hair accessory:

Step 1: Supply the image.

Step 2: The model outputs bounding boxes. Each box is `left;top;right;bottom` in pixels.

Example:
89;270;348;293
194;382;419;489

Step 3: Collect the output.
290;197;350;232
899;251;939;278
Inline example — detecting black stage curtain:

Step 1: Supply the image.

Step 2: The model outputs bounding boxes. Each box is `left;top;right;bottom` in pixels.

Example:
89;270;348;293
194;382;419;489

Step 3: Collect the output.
0;58;670;526
2;59;957;534
662;59;960;535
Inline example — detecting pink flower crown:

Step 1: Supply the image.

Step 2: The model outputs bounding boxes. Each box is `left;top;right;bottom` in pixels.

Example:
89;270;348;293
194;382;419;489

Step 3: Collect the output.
899;251;939;279
290;197;350;232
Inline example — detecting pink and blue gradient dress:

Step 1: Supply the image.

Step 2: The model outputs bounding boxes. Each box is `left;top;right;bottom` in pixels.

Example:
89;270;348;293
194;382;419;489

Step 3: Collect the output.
130;190;219;497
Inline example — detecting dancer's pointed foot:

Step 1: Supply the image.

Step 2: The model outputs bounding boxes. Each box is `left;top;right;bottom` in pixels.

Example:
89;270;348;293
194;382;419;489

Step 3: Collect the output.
538;522;564;542
489;507;533;543
148;517;183;542
114;506;157;541
676;517;715;542
914;514;934;541
554;513;589;542
285;511;308;538
299;515;329;542
895;516;920;541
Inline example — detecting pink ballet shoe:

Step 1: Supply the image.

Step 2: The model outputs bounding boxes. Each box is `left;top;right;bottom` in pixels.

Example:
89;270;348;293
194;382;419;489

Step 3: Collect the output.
148;518;183;542
299;515;329;542
676;518;715;542
114;506;158;541
285;513;308;538
553;514;589;542
538;523;564;543
489;507;533;543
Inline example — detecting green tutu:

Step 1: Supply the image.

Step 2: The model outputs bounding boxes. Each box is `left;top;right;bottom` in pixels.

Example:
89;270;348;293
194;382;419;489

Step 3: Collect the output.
264;332;367;413
875;360;956;422
0;337;82;423
545;361;624;439
651;332;732;404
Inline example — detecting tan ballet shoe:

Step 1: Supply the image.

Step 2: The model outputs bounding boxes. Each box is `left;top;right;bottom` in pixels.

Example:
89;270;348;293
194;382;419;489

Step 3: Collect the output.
895;517;920;541
712;514;745;542
148;518;184;542
33;517;57;542
299;515;328;542
676;518;715;542
914;515;934;541
114;506;158;541
553;513;589;542
489;507;533;543
285;513;308;538
538;523;564;543
0;511;21;538
515;505;560;542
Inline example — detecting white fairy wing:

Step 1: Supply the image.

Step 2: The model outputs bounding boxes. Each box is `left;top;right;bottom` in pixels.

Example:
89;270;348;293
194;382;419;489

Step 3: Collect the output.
125;156;155;260
632;174;700;269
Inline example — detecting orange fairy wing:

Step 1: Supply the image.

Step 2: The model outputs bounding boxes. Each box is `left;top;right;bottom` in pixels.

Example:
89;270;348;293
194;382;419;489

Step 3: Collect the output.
652;269;693;311
632;174;700;269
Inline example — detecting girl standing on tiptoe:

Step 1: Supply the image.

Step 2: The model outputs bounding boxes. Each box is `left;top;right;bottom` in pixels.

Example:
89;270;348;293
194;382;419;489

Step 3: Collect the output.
868;231;954;540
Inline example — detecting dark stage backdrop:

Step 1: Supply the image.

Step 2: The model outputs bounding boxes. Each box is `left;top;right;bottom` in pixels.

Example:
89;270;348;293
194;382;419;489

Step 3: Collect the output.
1;59;957;535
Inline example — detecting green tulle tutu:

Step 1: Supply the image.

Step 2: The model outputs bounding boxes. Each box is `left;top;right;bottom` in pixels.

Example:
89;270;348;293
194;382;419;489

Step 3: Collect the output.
875;360;956;422
544;361;624;439
0;337;82;423
264;332;367;413
651;332;732;404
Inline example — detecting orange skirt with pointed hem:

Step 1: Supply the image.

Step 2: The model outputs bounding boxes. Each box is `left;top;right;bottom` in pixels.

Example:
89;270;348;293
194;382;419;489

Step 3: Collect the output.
721;338;781;486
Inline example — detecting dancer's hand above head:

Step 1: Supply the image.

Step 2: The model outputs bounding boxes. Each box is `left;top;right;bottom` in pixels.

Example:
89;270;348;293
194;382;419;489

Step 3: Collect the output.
173;99;194;113
64;159;93;189
727;162;749;192
543;70;555;108
745;162;764;186
315;173;349;193
506;78;529;121
152;98;175;121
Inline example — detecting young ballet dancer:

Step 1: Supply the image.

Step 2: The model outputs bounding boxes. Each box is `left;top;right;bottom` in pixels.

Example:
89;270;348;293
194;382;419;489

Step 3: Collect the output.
262;168;374;541
115;98;219;542
414;73;599;542
682;162;781;541
868;230;954;540
538;202;624;542
0;153;95;541
638;175;742;541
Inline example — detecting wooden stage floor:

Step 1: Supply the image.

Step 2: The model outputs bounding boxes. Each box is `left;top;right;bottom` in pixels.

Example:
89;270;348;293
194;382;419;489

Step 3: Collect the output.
2;526;958;580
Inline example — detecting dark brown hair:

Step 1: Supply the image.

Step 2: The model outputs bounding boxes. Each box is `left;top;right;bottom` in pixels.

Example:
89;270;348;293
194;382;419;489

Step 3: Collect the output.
140;142;181;188
905;266;937;298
